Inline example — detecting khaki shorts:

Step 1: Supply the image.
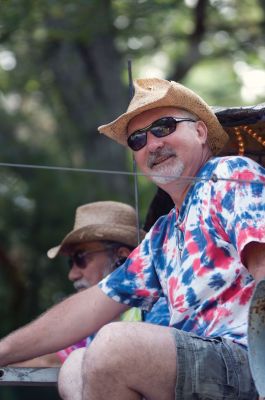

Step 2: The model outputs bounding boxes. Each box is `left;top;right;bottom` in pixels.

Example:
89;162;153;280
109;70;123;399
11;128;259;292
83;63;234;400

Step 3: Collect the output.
173;329;258;400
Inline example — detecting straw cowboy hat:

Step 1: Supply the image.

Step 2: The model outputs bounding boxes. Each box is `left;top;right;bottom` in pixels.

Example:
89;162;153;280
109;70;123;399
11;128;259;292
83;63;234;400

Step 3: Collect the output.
47;201;146;259
98;77;229;155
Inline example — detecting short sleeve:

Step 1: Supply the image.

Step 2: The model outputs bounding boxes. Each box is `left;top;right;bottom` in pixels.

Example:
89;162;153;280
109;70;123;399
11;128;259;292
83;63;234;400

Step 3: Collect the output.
98;228;163;311
210;157;265;260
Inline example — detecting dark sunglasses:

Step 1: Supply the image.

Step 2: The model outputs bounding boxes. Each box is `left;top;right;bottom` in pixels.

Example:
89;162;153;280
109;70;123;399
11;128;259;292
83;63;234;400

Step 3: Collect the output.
127;116;196;151
68;249;107;270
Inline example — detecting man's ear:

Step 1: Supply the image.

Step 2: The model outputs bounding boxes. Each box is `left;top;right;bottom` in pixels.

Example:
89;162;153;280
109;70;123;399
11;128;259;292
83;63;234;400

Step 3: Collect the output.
112;247;132;269
195;120;208;144
116;246;131;259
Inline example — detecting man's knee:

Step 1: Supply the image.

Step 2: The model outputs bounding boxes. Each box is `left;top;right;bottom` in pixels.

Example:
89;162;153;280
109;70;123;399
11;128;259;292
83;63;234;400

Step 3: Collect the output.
83;321;140;376
58;348;86;399
82;322;177;399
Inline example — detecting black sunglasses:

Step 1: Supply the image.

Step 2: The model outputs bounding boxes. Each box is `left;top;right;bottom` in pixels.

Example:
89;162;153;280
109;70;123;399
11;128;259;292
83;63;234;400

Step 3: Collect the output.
127;116;196;151
68;249;108;270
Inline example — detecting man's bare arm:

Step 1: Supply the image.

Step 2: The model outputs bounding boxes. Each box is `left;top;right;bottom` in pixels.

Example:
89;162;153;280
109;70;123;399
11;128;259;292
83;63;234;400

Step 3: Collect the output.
10;353;61;367
0;285;128;366
242;241;265;282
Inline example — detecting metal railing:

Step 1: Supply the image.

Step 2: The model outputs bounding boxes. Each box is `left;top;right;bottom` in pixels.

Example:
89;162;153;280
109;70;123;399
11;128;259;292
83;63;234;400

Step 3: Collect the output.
0;367;59;386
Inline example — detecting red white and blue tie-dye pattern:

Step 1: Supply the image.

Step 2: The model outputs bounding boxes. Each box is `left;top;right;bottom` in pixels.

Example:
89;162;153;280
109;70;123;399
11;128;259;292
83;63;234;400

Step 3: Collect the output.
143;297;170;326
99;156;265;348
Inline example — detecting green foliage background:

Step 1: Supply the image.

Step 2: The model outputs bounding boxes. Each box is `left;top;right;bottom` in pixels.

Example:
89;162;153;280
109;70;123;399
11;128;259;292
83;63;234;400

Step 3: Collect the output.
0;0;264;398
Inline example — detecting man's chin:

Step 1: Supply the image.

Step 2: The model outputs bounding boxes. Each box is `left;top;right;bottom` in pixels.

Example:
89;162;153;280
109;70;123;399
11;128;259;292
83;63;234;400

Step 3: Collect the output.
149;161;184;185
151;174;177;185
148;168;179;185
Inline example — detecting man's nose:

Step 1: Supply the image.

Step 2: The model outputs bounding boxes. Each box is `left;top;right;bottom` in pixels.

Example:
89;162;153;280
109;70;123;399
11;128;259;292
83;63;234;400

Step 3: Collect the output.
146;131;164;152
68;265;83;281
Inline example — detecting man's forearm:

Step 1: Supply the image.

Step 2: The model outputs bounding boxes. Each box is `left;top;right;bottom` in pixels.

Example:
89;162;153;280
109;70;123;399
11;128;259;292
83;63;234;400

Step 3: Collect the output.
0;285;127;366
10;353;62;367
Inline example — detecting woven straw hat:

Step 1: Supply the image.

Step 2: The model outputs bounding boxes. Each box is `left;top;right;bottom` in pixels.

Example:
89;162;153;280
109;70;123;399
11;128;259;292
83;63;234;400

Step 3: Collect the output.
47;201;145;259
98;78;229;155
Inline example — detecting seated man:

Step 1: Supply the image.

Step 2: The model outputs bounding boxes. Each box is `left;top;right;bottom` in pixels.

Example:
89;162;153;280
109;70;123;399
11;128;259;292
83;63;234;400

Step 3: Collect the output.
50;200;144;363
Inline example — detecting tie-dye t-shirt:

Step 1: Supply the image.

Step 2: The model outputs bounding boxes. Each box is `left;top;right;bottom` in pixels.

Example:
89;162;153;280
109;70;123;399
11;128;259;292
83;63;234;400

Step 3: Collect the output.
143;297;170;326
99;156;265;348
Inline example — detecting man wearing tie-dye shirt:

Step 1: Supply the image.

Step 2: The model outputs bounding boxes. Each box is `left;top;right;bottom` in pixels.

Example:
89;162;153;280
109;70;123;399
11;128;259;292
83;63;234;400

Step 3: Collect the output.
59;80;265;400
1;79;264;400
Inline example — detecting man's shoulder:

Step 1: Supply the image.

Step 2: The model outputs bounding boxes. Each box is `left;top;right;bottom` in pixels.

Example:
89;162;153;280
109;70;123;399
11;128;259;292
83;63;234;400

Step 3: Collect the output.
206;155;264;176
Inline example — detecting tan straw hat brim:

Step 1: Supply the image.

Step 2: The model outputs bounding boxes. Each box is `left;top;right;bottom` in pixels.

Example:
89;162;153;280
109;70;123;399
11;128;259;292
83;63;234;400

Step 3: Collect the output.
98;78;229;155
47;201;145;259
47;224;145;259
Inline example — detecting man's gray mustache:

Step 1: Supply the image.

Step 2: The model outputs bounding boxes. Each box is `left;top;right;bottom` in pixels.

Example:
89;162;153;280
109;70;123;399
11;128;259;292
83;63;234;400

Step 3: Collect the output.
147;148;176;169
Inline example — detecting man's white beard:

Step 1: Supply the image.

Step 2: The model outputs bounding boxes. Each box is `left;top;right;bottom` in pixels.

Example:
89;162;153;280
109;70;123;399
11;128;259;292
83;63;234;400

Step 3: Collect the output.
150;158;184;185
73;278;91;291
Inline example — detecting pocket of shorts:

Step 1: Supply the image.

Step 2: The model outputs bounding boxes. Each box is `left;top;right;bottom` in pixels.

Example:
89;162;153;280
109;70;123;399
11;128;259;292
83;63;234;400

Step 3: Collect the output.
190;336;238;399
